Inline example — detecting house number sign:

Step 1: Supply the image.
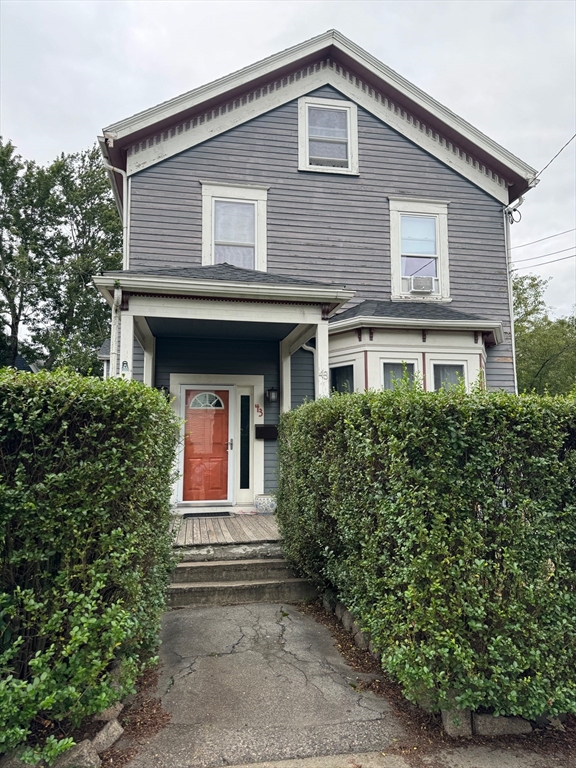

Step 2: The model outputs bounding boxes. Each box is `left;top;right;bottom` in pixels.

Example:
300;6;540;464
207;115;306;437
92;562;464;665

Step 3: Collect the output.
254;403;263;417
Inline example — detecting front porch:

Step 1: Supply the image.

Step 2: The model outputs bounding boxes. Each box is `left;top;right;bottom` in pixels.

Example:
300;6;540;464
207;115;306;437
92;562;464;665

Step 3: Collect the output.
173;512;280;548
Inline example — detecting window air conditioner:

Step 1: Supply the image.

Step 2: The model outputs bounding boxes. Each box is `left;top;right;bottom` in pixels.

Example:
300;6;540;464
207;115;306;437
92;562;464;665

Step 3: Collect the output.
410;276;435;293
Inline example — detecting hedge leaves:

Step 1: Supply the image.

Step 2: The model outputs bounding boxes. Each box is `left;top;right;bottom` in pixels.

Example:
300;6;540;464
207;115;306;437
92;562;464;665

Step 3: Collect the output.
277;386;576;719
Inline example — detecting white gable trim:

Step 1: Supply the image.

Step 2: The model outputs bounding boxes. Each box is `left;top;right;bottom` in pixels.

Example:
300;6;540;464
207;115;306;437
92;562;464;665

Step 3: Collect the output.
125;62;512;203
108;30;535;191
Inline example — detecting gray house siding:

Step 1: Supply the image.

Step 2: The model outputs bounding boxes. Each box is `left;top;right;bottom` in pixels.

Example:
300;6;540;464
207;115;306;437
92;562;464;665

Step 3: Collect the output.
155;338;279;492
291;347;314;409
129;84;514;391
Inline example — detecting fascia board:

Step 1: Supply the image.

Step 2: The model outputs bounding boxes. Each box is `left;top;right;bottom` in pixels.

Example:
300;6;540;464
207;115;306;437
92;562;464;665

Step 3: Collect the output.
98;136;123;217
330;314;504;344
93;273;355;305
105;28;535;189
103;30;335;140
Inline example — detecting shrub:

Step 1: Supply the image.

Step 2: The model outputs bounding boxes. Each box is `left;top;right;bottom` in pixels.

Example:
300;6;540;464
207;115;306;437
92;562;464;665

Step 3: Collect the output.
277;385;576;719
0;369;179;762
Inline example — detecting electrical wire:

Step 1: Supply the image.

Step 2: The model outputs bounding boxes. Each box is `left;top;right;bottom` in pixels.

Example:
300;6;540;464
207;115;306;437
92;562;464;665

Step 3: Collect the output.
512;253;576;271
531;133;576;182
510;228;576;250
513;246;576;264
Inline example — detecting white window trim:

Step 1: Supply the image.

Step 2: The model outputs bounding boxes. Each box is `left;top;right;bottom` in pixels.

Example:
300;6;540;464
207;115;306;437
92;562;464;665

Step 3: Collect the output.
427;356;471;391
379;353;421;390
389;197;450;302
201;181;268;271
298;96;359;175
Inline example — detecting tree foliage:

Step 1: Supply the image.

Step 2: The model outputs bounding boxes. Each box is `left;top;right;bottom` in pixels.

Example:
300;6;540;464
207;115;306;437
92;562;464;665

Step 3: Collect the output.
0;140;121;373
513;274;576;394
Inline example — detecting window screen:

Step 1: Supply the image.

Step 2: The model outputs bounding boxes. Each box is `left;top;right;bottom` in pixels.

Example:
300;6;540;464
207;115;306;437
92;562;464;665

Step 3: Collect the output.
308;107;349;168
383;362;414;390
214;200;256;269
434;364;465;390
331;365;354;393
400;215;437;278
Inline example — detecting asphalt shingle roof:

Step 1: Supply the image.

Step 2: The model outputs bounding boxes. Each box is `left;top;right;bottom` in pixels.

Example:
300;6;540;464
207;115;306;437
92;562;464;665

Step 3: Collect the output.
331;299;489;324
104;263;343;289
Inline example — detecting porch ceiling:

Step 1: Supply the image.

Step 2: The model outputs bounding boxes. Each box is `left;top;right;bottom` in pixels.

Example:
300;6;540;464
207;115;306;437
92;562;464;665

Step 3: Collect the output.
146;317;297;341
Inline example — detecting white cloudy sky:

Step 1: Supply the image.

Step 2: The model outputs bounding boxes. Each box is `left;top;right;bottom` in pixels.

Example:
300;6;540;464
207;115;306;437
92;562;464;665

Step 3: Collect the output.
1;0;575;315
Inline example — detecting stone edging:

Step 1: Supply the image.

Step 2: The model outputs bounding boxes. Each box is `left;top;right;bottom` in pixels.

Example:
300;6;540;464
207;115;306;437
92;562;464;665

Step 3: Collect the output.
321;590;553;739
0;703;125;768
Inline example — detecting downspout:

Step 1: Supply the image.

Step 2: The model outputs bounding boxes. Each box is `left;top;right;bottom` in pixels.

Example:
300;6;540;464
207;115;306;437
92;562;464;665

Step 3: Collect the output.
302;343;317;399
109;286;122;378
102;162;129;270
504;196;524;395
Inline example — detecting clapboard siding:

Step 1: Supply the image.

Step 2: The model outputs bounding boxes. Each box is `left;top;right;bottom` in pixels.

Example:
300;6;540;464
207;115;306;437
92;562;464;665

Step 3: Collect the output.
155;338;279;492
130;84;514;391
291;347;315;409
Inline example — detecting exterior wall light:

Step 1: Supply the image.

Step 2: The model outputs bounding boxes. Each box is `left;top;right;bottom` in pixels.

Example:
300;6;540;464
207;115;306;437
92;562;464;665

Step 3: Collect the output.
265;387;279;404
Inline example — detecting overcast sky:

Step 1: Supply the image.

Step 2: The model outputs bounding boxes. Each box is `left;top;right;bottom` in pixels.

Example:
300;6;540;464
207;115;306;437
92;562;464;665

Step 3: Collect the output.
1;0;575;315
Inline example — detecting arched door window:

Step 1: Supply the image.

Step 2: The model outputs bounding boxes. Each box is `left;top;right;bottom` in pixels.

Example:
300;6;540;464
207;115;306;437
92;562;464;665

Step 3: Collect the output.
189;392;224;409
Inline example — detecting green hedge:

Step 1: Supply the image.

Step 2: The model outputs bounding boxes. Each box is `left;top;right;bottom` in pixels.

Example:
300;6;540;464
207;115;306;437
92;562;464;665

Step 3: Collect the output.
277;385;576;719
0;370;179;762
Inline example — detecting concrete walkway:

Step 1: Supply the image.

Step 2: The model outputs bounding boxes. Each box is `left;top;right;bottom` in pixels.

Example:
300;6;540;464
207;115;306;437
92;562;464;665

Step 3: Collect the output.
124;603;404;767
122;603;571;768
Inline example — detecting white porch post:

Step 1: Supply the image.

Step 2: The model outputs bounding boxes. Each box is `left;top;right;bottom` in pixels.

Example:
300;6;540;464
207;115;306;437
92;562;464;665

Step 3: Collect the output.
134;316;156;387
316;320;330;398
119;313;134;380
280;339;292;413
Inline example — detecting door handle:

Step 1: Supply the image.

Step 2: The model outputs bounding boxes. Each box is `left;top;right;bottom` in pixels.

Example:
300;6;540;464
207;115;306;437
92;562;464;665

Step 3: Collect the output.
227;438;234;450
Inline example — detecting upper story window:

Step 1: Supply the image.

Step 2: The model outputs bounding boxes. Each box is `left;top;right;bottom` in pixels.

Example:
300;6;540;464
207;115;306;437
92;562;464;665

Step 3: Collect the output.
298;97;359;175
201;181;268;271
389;198;450;301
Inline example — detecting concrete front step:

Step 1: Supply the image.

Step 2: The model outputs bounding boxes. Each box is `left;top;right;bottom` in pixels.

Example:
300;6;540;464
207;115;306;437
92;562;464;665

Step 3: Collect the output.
172;558;295;583
175;540;284;562
167;578;317;607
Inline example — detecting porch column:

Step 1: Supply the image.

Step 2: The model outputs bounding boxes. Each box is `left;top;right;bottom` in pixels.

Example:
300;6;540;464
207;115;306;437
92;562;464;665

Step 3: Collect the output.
119;312;134;380
133;316;155;387
316;320;330;398
280;339;292;413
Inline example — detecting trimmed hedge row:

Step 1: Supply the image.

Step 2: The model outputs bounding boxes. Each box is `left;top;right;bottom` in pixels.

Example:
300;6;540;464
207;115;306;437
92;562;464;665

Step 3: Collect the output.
0;370;179;763
277;385;576;719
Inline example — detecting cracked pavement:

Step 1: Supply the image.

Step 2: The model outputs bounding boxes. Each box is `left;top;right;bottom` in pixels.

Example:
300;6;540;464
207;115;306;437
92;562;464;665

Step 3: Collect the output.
122;603;405;767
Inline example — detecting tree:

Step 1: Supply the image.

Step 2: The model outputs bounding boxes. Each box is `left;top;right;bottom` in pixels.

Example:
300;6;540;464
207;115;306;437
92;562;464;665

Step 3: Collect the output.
0;140;121;373
0;140;59;367
513;274;576;394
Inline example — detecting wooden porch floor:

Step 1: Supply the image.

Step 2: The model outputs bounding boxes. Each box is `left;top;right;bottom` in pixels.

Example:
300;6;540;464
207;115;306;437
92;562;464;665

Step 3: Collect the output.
173;514;280;548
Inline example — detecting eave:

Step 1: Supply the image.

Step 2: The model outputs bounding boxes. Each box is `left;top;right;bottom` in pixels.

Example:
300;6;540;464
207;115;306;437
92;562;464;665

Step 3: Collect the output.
329;314;504;345
93;272;355;314
100;29;537;208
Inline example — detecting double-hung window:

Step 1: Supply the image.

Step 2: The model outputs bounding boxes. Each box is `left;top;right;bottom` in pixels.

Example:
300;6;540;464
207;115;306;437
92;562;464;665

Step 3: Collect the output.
298;97;358;174
201;181;268;271
389;198;450;300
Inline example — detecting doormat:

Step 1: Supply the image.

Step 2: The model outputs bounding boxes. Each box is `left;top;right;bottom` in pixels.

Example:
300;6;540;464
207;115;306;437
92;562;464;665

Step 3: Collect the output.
181;511;231;519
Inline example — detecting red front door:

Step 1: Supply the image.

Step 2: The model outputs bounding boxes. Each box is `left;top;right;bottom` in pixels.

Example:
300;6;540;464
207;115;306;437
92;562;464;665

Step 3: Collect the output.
183;390;229;501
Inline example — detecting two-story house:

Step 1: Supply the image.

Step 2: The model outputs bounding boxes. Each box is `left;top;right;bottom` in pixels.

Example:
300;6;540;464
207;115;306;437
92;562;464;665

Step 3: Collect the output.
94;30;537;514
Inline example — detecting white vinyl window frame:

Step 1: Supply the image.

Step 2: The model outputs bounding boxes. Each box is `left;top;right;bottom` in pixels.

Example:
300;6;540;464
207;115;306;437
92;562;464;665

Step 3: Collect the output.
201;181;268;271
298;96;359;175
378;353;421;390
389;197;450;301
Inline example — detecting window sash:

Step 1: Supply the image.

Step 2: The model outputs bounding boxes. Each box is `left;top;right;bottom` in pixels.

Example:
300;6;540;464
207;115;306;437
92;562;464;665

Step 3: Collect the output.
330;365;354;394
213;199;256;269
434;364;465;390
383;362;415;390
308;106;350;168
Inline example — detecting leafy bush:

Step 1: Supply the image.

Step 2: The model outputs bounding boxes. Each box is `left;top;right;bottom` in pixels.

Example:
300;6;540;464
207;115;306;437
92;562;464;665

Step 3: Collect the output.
277;385;576;719
0;369;179;761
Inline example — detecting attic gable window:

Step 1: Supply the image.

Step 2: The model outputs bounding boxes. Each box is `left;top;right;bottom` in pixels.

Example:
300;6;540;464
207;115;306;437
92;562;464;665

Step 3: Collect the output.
201;181;268;271
298;97;358;175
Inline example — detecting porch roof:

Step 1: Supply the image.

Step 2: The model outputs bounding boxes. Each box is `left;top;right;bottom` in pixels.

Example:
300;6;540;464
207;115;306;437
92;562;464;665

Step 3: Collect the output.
94;263;355;311
330;299;504;344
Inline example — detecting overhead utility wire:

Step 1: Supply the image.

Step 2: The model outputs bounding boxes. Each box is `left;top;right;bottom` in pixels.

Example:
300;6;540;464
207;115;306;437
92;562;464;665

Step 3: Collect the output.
531;133;576;182
513;246;576;264
513;253;576;271
511;228;576;249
